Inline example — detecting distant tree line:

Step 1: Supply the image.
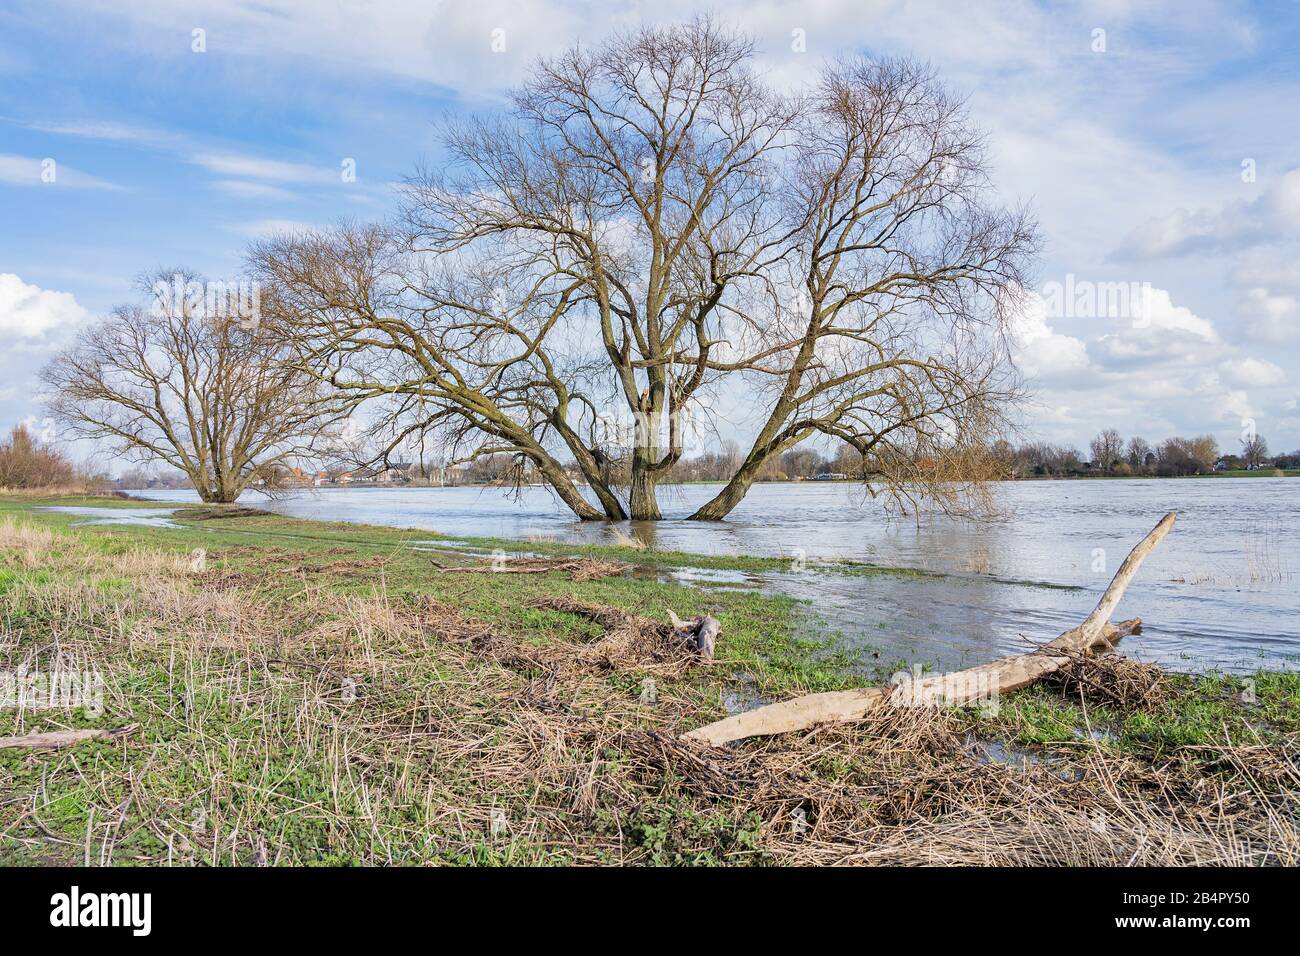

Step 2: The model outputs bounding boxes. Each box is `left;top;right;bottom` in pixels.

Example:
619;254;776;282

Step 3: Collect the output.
993;428;1296;478
665;443;863;482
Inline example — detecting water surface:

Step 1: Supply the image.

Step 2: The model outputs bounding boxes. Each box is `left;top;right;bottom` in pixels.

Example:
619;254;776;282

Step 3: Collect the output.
127;479;1299;674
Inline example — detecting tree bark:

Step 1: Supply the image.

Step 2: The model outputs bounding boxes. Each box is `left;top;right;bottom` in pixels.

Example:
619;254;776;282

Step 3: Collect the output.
688;458;762;520
534;457;606;521
629;451;662;521
683;512;1177;745
628;404;664;520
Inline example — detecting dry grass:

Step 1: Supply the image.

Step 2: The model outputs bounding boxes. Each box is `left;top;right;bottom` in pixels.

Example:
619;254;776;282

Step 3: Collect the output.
609;527;648;550
1245;519;1291;585
434;556;629;582
1044;651;1170;711
1;517;1296;866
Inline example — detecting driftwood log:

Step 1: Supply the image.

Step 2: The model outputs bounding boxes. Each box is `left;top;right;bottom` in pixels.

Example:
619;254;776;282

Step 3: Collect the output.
668;609;721;659
684;511;1176;747
0;724;138;750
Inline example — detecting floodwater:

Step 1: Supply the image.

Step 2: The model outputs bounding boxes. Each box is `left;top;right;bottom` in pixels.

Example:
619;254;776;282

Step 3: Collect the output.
42;505;182;528
124;479;1299;675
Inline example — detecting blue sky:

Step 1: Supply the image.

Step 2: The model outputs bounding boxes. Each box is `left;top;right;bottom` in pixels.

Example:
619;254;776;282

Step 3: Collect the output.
3;0;1299;469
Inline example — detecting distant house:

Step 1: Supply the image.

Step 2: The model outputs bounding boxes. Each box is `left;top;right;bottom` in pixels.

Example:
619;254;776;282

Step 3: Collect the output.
374;462;413;484
335;467;378;484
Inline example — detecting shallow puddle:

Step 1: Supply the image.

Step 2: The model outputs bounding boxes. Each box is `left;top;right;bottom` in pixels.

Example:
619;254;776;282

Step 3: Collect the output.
39;506;183;528
965;732;1087;781
722;673;770;715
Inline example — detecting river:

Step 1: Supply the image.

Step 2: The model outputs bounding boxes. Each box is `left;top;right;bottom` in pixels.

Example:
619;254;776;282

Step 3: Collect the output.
126;478;1299;675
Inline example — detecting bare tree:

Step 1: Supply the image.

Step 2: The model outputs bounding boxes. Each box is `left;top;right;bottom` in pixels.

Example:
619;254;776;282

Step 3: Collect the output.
1126;435;1151;472
1090;428;1124;470
0;424;76;488
1242;432;1269;469
41;272;350;503
1155;435;1219;476
253;20;1036;521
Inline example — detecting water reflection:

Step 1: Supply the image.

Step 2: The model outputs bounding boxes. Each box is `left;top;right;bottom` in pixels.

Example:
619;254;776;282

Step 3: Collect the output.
126;479;1300;674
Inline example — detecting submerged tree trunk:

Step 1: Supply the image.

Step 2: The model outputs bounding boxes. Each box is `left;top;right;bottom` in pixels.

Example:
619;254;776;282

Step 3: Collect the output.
588;480;628;521
534;457;606;521
627;403;664;520
198;486;240;504
628;451;662;521
551;419;627;520
688;457;762;520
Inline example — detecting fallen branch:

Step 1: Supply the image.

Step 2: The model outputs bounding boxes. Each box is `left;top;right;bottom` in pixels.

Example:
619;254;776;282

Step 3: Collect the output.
527;597;719;672
436;557;627;582
683;512;1176;747
668;608;721;659
0;724;139;750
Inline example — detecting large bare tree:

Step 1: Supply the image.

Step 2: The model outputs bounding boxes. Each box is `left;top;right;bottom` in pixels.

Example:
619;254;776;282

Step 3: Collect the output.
41;272;350;503
253;19;1036;521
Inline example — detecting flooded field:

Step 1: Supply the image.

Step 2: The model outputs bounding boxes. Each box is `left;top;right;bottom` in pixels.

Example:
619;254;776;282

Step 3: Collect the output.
125;478;1300;674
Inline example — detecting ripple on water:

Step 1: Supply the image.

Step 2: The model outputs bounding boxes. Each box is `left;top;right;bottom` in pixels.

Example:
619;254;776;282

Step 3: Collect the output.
120;479;1300;674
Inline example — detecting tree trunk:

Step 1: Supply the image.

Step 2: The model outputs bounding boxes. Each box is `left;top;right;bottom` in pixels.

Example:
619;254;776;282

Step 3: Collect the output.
628;451;662;520
585;479;628;521
534;457;606;521
195;484;232;504
688;455;762;520
551;415;627;520
628;403;663;520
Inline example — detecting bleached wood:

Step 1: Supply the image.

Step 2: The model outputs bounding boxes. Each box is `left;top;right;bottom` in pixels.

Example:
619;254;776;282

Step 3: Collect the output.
0;724;137;750
683;512;1175;746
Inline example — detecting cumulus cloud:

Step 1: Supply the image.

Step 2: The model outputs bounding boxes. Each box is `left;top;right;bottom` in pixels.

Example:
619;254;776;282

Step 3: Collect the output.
1112;168;1300;260
0;273;88;339
1013;285;1288;445
1010;291;1091;381
1238;287;1300;343
1218;356;1285;388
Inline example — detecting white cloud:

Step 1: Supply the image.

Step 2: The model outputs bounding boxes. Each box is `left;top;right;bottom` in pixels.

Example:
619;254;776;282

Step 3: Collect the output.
1232;250;1300;292
227;218;315;238
1011;291;1091;380
0;153;121;189
1139;287;1219;341
1013;285;1290;447
212;179;297;201
0;274;88;338
1219;356;1285;388
23;119;167;144
1113;169;1300;260
1238;287;1300;343
190;152;337;184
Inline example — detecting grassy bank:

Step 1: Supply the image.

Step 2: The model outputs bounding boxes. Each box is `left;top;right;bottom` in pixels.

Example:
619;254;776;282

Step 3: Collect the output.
1;495;1295;865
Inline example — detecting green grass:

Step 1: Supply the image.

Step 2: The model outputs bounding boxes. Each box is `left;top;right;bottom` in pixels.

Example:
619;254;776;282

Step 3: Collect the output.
1;496;866;698
2;493;1295;866
977;670;1300;757
1190;468;1299;478
0;495;861;866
